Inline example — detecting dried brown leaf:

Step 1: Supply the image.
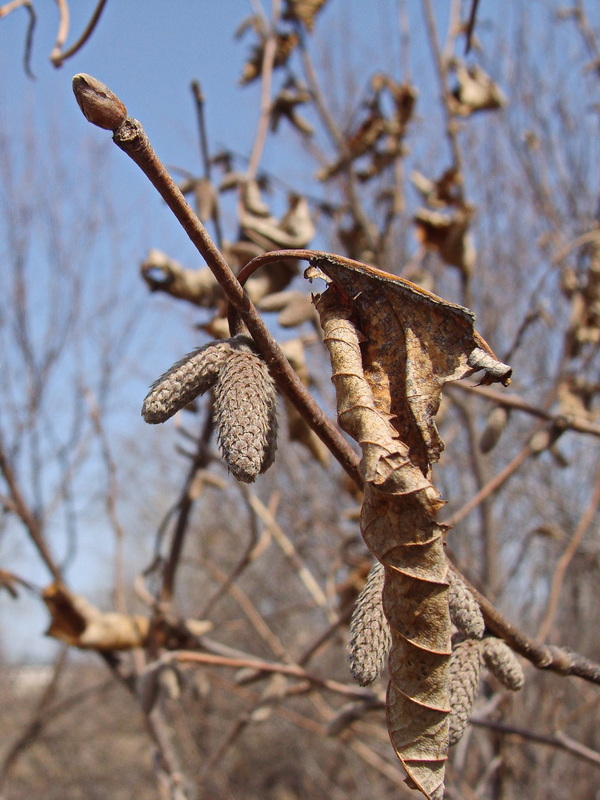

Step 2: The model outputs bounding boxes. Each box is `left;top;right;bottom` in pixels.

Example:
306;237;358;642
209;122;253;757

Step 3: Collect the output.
311;254;510;799
283;0;329;30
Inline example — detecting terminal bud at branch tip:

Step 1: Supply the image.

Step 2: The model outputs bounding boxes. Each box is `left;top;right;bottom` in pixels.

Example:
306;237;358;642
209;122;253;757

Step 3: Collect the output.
72;74;128;131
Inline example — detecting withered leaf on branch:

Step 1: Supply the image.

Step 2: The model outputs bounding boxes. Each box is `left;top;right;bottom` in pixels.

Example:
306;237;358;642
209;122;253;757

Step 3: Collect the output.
282;0;329;31
311;254;510;799
239;30;299;85
448;61;507;117
43;584;149;650
414;206;476;277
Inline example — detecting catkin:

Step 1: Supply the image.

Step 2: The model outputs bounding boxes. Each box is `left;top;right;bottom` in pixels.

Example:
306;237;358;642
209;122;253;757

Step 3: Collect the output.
448;638;482;747
482;637;524;690
142;340;233;423
448;570;485;639
348;560;391;686
213;336;278;483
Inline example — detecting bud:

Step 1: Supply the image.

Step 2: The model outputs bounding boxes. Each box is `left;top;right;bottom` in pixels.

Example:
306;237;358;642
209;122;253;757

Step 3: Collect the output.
72;74;128;131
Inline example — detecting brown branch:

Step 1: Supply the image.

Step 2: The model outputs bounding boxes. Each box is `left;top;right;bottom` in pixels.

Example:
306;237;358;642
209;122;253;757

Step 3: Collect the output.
448;381;600;439
448;561;600;686
190;80;224;247
50;0;109;67
50;0;69;63
469;717;600;769
246;0;280;181
72;74;362;488
166;650;378;700
442;441;532;528
536;457;600;641
0;0;36;77
0;431;61;582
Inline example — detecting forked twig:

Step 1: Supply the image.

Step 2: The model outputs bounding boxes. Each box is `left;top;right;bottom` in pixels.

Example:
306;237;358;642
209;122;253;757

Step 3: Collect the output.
71;74;362;489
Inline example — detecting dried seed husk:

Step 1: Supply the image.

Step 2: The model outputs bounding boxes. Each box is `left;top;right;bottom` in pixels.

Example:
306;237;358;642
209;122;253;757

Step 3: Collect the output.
448;570;485;639
142;340;233;423
213;336;278;482
482;638;524;690
348;560;391;686
479;405;509;453
448;639;482;747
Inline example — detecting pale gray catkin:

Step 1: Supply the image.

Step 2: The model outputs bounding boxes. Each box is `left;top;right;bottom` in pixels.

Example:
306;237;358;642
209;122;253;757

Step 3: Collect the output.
213;336;278;483
348;561;391;686
142;340;234;423
448;570;485;639
448;638;482;747
482;637;524;691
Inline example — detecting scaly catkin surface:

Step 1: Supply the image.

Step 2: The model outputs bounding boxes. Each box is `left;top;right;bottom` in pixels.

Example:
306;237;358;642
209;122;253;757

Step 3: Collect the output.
448;639;482;747
348;560;391;686
213;336;278;482
142;340;233;423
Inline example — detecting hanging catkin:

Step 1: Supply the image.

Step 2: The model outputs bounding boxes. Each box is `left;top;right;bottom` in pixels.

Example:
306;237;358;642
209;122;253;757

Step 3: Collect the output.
348;560;391;685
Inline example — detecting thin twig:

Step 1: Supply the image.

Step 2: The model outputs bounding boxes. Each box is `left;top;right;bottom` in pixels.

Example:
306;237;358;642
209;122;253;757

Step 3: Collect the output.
448;561;600;686
469;717;600;768
246;0;280;181
166;650;377;699
50;0;109;66
536;458;600;641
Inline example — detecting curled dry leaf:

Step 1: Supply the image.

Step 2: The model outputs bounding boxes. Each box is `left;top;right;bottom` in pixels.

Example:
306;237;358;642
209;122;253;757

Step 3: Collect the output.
43;583;149;650
282;0;329;31
414;206;476;276
448;62;507;117
239;30;299;85
310;253;510;799
140;248;222;308
241;186;315;251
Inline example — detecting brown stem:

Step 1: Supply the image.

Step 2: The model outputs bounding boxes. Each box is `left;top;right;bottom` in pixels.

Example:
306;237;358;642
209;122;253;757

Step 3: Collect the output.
50;0;108;66
469;717;600;768
0;431;61;582
536;458;600;641
69;92;360;484
448;561;600;686
448;381;600;439
246;0;280;181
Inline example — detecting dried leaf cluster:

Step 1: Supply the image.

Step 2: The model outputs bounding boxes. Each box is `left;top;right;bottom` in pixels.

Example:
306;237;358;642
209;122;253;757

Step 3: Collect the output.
309;253;511;798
